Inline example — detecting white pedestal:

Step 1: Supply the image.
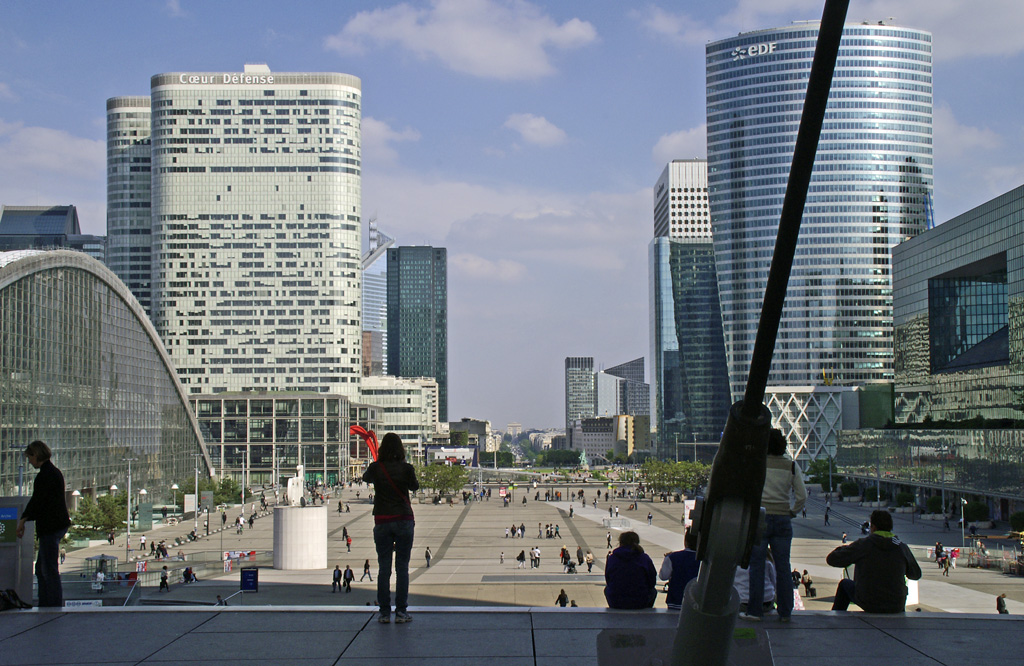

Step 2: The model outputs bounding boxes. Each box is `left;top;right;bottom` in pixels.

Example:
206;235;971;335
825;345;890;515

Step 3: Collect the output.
273;505;327;570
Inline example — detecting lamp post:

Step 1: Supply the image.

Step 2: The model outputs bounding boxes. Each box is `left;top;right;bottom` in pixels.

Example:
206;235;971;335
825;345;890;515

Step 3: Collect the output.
123;458;135;565
71;489;81;513
960;497;967;549
193;453;202;535
171;484;179;518
693;434;698;463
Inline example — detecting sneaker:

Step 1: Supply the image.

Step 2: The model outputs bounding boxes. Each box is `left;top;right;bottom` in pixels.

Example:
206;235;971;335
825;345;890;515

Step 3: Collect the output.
394;611;413;624
739;612;762;622
378;614;390;624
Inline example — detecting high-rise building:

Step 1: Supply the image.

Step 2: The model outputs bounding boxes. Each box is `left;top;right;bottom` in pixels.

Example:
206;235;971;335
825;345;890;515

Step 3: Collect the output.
650;160;730;454
605;357;651;418
361;221;393;377
106;96;152;313
707;22;933;400
145;65;363;397
358;375;438;463
564;356;595;433
387;246;448;421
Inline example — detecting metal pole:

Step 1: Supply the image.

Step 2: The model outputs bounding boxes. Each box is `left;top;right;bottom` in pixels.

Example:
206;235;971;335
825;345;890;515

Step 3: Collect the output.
194;454;200;534
124;458;134;567
694;434;698;463
961;498;967;549
671;2;849;664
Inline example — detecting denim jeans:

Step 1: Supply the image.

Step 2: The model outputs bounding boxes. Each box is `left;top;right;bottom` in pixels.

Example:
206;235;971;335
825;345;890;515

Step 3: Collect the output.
831;578;857;611
37;529;67;608
374;520;415;614
747;514;793;618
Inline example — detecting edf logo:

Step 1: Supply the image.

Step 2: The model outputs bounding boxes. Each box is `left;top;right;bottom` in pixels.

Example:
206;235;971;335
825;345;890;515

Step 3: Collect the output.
731;42;777;60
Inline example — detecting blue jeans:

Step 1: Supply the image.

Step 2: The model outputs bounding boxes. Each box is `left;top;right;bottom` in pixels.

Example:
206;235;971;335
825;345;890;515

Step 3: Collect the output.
37;529;67;608
832;578;857;611
747;514;793;618
374;520;414;615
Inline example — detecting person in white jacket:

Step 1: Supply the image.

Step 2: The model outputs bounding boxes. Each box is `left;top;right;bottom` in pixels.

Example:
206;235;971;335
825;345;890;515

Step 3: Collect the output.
741;428;807;622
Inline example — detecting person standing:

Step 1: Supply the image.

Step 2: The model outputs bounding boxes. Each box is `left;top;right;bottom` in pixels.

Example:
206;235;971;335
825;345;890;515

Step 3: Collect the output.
159;565;170;592
16;441;71;608
647;512;653;526
332;565;342;592
555;589;569;607
516;550;527;569
424;547;432;568
346;534;352;552
585;550;595;573
363;433;420;624
576;545;584;566
741;429;806;622
997;593;1008;614
343;565;354;592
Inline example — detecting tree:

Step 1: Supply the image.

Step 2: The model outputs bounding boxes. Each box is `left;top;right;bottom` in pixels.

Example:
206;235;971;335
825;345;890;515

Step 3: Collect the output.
806;458;838;492
70;493;127;539
479;451;514;467
544;449;582;466
417;464;469;497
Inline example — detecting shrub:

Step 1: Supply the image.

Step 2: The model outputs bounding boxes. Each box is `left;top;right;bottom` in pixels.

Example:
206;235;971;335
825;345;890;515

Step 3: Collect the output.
840;481;860;498
895;492;915;507
926;495;943;514
963;501;989;523
1010;511;1024;533
864;487;878;501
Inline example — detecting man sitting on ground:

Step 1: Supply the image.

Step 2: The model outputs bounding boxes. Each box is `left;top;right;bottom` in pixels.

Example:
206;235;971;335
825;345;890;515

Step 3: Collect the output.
826;510;922;613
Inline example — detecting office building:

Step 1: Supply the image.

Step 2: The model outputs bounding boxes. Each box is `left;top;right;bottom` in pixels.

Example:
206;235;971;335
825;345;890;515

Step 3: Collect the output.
191;392;351;486
707;22;933;400
387;246;448;420
449;418;491;452
145;64;363;397
565;356;595;433
361;220;393;376
650;161;730;454
360;375;439;462
106;96;153;313
0;205;107;268
839;185;1024;517
605;357;651;418
0;250;208;502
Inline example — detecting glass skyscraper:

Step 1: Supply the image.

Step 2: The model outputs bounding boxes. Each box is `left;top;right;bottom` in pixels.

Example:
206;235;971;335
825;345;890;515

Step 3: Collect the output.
146;65;363;398
387;246;448;421
564;356;595;433
106;96;152;314
706;22;933;400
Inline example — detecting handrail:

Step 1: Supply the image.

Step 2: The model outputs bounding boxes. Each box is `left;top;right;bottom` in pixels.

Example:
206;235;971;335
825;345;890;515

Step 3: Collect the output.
122;580;139;607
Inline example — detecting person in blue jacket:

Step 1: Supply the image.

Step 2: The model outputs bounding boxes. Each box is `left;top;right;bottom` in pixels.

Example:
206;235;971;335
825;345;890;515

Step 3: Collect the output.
604;531;658;609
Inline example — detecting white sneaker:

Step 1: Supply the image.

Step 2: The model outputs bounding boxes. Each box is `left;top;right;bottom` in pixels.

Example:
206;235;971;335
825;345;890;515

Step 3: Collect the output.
739;612;762;622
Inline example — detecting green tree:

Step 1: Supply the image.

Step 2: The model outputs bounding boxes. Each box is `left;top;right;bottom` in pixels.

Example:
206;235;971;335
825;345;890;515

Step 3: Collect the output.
70;493;128;539
417;464;469;496
479;451;514;467
806;458;838;492
544;449;582;466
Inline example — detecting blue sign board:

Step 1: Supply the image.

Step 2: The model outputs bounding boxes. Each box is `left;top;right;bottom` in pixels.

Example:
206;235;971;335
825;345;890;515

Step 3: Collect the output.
240;567;258;592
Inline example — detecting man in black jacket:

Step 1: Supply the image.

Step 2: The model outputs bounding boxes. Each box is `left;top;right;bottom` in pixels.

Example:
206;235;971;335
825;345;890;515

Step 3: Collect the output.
16;441;71;607
827;510;922;613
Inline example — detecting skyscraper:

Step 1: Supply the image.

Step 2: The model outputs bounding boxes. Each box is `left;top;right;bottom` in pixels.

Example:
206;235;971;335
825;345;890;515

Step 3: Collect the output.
707;22;933;399
650;160;730;454
361;220;394;377
147;65;363;397
604;357;651;418
387;246;448;421
106;96;152;313
564;356;595;433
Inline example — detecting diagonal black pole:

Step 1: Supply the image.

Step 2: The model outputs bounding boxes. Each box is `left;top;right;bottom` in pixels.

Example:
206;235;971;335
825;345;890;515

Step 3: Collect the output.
670;1;850;664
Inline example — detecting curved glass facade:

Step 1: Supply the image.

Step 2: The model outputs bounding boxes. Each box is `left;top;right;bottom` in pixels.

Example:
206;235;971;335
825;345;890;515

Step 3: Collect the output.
707;23;933;400
0;250;208;505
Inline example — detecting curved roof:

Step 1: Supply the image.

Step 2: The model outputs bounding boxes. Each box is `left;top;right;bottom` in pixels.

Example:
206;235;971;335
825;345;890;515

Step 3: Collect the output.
0;249;212;472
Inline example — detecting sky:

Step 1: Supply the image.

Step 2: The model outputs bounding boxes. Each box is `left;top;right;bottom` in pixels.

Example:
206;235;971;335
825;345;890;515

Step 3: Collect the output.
2;0;1024;432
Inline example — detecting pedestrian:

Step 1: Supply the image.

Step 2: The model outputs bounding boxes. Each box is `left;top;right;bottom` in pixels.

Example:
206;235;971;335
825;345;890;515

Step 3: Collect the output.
647;512;653;526
216;595;228;606
505;527;510;538
59;546;66;564
585;550;594;573
607;532;612;548
363;432;420;625
569;506;574;518
842;532;848;544
997;593;1008;614
159;565;170;592
534;546;541;568
517;550;527;569
346;535;352;552
343;565;354;592
741;429;806;623
556;589;569;607
333;565;342;592
824;506;831;526
576;545;584;566
361;559;373;582
801;570;816;598
425;546;432;568
500;551;504;564
16;441;71;607
338;500;343;514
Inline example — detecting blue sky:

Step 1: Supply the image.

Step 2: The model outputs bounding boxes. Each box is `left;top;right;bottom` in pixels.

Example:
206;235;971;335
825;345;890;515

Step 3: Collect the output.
2;0;1023;431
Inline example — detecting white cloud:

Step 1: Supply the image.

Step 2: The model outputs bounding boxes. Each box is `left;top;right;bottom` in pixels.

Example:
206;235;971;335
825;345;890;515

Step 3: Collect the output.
0;119;105;233
652;123;707;165
361;116;421;165
503;113;567;147
324;0;597;80
630;6;717;46
0;83;15;101
451;253;527;283
933;104;1000;160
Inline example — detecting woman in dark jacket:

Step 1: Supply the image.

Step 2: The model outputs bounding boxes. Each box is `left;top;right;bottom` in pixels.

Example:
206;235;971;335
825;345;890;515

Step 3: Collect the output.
604;531;658;609
362;433;420;624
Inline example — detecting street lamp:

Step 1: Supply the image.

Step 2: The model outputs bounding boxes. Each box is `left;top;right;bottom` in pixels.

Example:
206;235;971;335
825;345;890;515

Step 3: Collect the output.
71;489;81;512
123;458;136;565
960;497;968;549
171;484;179;518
